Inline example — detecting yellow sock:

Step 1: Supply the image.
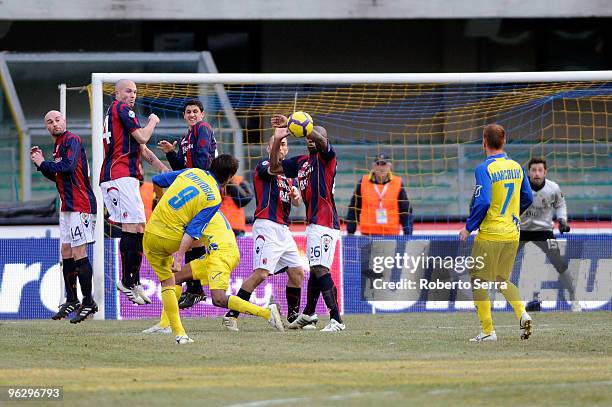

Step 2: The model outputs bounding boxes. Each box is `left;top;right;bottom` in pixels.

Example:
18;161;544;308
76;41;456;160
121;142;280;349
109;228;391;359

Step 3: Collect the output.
499;281;525;320
473;288;494;334
160;310;169;328
161;287;185;336
159;285;183;328
228;295;270;320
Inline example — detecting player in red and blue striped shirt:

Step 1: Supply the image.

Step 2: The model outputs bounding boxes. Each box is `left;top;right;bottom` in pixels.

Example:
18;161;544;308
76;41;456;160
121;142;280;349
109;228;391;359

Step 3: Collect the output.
269;121;345;331
31;110;97;323
222;127;305;331
158;99;217;172
253;155;295;226
100;79;169;306
156;99;218;310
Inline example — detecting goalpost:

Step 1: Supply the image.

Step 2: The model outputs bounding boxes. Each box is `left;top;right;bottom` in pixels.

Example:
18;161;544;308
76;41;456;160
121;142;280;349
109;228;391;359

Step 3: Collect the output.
90;72;612;319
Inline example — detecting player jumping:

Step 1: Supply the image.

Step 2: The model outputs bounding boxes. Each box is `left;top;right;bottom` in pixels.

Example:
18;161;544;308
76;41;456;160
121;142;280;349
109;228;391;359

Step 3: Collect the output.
269;121;344;331
100;79;169;306
222;115;305;331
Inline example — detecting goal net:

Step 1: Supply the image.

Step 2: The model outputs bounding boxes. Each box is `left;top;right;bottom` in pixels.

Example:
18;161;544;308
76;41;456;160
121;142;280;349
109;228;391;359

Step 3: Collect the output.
89;73;612;318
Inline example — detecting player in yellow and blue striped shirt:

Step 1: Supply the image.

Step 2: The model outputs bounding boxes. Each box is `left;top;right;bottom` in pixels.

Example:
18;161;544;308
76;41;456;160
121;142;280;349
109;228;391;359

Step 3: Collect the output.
460;124;534;342
143;158;231;344
143;155;284;344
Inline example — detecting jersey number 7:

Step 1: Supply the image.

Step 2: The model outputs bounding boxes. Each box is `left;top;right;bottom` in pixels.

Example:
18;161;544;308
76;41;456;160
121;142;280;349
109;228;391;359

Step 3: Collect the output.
500;182;514;215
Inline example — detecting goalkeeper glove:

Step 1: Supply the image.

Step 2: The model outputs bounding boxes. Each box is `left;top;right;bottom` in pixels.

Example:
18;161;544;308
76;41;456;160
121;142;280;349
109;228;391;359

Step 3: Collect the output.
558;219;570;234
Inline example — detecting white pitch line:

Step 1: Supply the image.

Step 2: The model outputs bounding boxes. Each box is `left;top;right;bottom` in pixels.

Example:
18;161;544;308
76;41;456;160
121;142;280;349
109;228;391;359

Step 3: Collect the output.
224;397;308;407
224;391;398;407
326;391;397;400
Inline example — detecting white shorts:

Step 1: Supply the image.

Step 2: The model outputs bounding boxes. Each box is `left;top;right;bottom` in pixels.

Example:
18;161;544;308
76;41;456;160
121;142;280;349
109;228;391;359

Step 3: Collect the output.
306;224;340;269
60;212;96;248
252;219;303;274
101;177;146;224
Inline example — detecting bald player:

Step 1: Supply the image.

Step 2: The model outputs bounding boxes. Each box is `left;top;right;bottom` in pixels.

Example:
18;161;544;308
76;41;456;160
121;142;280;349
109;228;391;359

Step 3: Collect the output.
100;79;169;305
31;111;97;323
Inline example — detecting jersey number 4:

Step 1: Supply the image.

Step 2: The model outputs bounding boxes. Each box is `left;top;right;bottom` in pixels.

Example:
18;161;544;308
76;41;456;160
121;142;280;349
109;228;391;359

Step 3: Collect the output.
500;182;514;215
169;186;199;210
103;116;112;144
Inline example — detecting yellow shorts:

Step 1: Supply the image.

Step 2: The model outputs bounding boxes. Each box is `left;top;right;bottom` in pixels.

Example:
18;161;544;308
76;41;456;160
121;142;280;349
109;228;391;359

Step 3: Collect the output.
143;231;180;282
190;248;240;291
470;238;519;282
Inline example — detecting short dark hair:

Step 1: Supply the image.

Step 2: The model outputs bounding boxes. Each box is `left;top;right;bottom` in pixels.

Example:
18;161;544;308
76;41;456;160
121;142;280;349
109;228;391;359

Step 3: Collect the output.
210;154;239;185
483;124;506;150
183;99;204;113
528;157;547;170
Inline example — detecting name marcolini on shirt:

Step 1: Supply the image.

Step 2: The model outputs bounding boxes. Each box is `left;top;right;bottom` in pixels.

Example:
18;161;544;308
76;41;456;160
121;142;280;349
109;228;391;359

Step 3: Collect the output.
490;168;521;183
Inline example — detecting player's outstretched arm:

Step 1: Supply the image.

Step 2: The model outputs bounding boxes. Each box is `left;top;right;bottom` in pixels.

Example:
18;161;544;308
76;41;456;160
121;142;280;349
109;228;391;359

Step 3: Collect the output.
131;113;160;144
152;170;184;188
141;145;170;172
271;114;288;128
269;127;289;175
157;140;185;171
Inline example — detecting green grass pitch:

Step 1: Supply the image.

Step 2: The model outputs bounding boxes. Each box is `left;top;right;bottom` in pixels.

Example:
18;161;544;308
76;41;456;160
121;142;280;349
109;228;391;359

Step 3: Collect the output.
1;312;610;406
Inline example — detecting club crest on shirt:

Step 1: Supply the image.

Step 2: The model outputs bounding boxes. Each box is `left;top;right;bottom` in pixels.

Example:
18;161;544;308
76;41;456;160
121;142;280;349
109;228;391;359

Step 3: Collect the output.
128;110;135;119
322;234;332;252
255;234;265;255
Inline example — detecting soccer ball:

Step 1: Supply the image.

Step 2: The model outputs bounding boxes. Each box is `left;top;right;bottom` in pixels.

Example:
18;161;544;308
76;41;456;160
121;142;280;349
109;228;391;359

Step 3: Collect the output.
287;112;314;138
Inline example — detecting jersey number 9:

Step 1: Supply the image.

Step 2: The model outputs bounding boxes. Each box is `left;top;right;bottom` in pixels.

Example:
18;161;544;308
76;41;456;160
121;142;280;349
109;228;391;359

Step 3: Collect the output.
168;186;200;210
